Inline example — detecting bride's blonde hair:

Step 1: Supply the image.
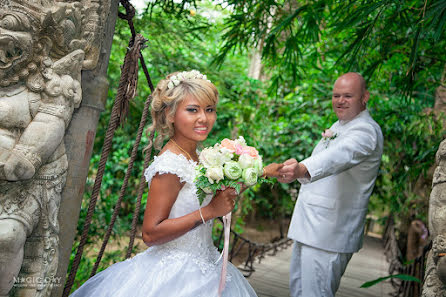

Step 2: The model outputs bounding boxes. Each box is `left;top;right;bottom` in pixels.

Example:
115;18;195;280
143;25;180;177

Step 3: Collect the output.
145;71;219;151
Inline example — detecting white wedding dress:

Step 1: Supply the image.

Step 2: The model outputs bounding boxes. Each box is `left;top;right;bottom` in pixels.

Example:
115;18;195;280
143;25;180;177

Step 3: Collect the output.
70;150;258;297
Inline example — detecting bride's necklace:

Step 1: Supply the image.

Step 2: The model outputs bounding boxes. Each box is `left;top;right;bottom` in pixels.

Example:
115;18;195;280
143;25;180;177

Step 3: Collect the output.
170;138;194;161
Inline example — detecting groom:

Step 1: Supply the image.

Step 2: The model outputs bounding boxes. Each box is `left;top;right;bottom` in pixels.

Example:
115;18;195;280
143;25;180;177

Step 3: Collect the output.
277;72;383;297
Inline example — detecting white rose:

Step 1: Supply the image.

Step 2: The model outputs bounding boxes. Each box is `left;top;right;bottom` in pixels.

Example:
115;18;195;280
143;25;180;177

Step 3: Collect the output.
223;161;242;180
206;166;224;184
242;168;258;186
238;154;255;169
199;147;225;168
221;151;233;163
254;156;263;175
220;146;234;156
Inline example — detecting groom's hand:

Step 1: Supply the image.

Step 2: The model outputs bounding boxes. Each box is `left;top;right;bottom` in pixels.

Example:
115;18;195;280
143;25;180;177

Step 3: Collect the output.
277;159;310;183
277;159;298;183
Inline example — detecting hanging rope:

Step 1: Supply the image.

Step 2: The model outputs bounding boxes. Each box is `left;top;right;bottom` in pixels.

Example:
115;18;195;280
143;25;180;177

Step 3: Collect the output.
113;0;156;260
126;130;155;259
118;0;137;45
88;95;151;278
119;0;154;92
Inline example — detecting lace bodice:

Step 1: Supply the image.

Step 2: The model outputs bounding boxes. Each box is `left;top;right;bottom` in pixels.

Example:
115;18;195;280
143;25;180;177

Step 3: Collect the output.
143;150;220;274
144;150;213;217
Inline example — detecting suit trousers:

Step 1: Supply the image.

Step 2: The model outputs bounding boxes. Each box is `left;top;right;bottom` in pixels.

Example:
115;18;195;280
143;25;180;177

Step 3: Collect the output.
289;241;353;297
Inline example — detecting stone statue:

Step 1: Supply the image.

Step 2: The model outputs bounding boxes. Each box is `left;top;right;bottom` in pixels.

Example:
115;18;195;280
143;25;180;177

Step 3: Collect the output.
422;139;446;297
0;0;104;296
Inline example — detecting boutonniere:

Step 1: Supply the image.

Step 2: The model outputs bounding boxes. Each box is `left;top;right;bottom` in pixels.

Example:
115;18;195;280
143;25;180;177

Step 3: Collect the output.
321;129;338;148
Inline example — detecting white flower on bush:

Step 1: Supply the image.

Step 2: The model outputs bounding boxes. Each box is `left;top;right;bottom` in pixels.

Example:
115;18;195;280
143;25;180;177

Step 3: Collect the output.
200;147;225;168
238;154;256;169
206;166;224;184
223;161;242;180
243;168;258;186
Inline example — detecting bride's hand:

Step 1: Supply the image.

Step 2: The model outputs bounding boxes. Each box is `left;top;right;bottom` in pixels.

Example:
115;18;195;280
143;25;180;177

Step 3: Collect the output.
239;182;249;193
203;187;237;218
263;162;284;178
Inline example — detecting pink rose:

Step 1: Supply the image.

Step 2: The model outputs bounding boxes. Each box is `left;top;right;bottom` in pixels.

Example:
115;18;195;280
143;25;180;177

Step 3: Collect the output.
242;146;259;158
322;129;334;138
235;143;244;155
221;138;236;152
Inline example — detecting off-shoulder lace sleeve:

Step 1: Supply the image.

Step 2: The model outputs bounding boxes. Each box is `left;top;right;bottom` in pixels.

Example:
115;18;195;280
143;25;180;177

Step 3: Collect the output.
144;150;196;186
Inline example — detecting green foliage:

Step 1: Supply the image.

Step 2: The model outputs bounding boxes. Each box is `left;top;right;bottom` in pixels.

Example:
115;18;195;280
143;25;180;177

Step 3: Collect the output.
360;273;420;288
369;96;443;252
215;0;446;99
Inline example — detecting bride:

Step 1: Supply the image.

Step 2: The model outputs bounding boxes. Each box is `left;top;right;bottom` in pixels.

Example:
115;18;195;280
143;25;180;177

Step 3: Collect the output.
70;70;265;297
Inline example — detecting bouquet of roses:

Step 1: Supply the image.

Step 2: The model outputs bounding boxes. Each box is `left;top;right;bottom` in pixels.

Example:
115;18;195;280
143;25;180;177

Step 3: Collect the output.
194;136;271;297
195;136;270;204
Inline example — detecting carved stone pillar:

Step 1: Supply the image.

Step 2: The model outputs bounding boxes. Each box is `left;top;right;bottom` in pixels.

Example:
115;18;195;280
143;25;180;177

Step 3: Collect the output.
422;139;446;297
0;0;114;296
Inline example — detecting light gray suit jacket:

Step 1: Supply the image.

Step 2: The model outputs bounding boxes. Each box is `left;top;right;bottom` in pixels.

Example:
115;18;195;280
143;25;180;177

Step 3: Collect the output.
287;109;383;253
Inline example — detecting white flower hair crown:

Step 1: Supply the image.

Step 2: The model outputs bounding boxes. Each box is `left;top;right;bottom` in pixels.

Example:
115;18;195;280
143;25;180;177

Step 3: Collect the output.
167;70;211;90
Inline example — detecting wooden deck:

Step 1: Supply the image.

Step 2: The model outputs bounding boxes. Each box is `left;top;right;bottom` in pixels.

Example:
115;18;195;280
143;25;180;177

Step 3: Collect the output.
245;236;393;297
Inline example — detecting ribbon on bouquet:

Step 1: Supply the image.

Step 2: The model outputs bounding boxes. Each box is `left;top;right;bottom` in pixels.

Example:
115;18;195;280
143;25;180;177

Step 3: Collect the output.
217;212;232;297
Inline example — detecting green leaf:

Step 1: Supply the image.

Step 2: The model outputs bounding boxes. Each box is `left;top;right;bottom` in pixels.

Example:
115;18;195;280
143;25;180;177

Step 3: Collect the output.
360;274;420;288
197;189;206;205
